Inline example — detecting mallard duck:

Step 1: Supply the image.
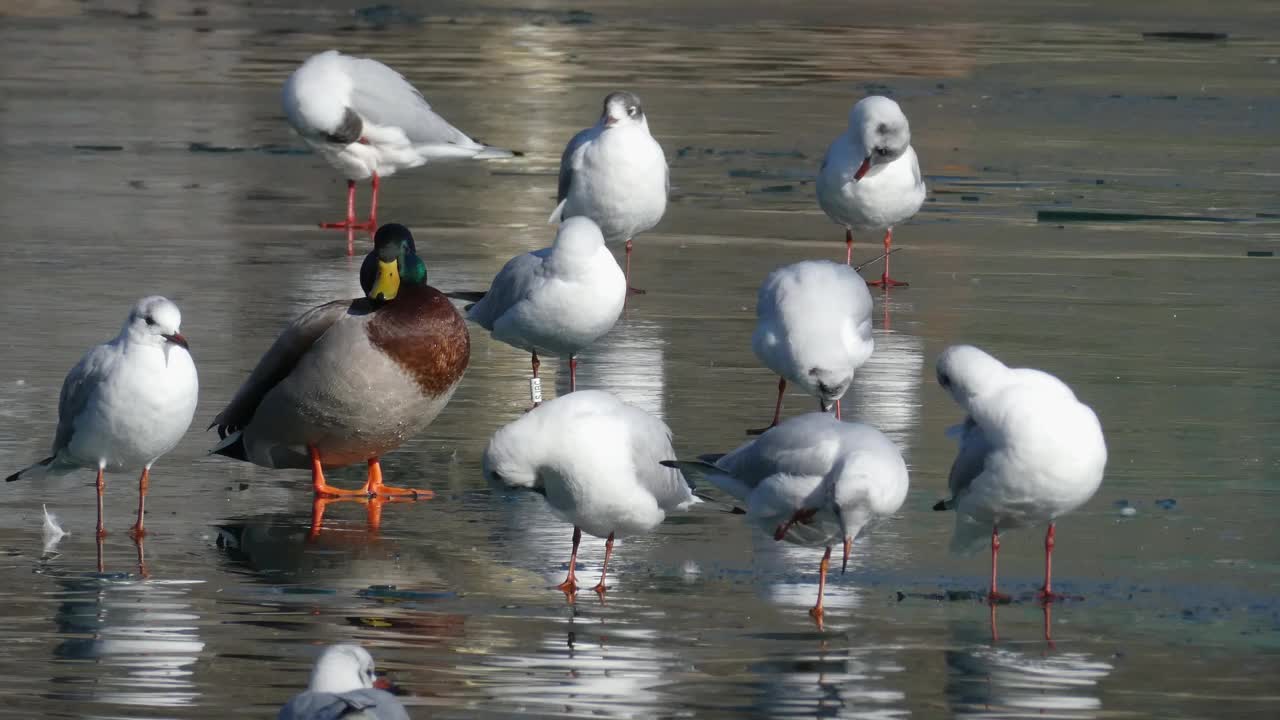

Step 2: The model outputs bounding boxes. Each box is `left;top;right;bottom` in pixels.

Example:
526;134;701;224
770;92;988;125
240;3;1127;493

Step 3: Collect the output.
210;223;469;499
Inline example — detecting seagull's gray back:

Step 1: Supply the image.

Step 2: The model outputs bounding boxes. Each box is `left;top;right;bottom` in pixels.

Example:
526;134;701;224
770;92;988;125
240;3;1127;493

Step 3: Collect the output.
717;414;849;490
621;402;693;511
947;416;992;501
466;249;551;330
53;342;118;456
343;55;479;148
557;126;597;204
278;688;409;720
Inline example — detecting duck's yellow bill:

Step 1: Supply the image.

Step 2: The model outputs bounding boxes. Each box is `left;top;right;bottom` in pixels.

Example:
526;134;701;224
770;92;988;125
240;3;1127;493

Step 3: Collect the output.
369;259;400;301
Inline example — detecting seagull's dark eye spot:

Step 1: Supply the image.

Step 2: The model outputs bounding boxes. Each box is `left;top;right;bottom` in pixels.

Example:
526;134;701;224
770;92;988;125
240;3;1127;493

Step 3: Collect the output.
627;105;639;117
938;373;952;388
144;317;155;326
876;122;889;135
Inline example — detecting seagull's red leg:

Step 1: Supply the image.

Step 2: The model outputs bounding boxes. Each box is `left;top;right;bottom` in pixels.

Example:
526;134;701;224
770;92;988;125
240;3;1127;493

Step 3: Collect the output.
556;526;582;595
867;229;908;287
134;534;149;579
321;180;359;230
809;545;833;627
1043;603;1056;649
1038;522;1066;603
366;173;379;229
625;239;646;295
845;228;854;265
128;467;149;540
309;445;365;498
363;457;433;499
989;525;1011;604
569;355;578;392
593;532;615;595
834;399;841;420
747;377;786;435
96;466;107;539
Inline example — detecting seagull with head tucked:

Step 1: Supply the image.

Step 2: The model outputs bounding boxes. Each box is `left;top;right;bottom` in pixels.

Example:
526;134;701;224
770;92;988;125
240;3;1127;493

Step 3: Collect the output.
283;50;515;231
668;413;908;626
932;344;1107;604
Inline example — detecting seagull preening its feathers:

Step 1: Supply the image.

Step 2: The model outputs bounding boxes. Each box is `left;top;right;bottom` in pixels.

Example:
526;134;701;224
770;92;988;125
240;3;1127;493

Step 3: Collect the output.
669;413;908;625
283;50;516;230
483;390;695;596
931;344;1106;602
749;260;875;433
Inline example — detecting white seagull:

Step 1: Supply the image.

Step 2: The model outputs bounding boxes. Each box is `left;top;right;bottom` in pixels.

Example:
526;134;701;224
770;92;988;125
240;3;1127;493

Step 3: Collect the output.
6;296;199;539
750;260;874;434
462;216;625;397
668;412;908;625
931;345;1107;603
278;645;408;720
551;91;668;294
483;390;695;596
817;95;926;286
283;50;514;231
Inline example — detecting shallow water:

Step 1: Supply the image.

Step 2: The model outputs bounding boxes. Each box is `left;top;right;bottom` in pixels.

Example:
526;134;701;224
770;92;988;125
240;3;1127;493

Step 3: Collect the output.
1;1;1278;717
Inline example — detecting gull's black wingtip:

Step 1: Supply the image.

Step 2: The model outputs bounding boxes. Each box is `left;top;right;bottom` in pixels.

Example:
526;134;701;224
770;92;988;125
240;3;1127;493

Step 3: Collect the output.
6;457;54;482
932;499;950;511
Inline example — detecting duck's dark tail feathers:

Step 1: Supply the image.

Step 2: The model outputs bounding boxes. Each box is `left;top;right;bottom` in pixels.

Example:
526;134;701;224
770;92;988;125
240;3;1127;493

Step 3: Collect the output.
6;457;55;483
210;432;247;462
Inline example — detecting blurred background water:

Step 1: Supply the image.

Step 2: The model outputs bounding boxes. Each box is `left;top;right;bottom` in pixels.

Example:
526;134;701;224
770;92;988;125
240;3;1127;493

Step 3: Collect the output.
0;0;1277;717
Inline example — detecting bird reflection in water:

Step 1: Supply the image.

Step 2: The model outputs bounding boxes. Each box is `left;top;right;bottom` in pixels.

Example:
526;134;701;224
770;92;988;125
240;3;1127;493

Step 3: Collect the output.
44;564;204;710
946;606;1113;719
309;494;416;541
748;635;908;718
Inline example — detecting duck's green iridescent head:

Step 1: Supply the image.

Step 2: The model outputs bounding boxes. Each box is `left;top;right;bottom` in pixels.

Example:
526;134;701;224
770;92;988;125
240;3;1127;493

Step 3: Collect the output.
362;223;427;302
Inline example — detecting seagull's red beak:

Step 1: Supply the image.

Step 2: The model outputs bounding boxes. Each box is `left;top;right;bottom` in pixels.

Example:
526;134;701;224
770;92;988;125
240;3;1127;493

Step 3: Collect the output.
603;116;618;127
163;332;189;349
373;675;407;695
853;156;872;181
